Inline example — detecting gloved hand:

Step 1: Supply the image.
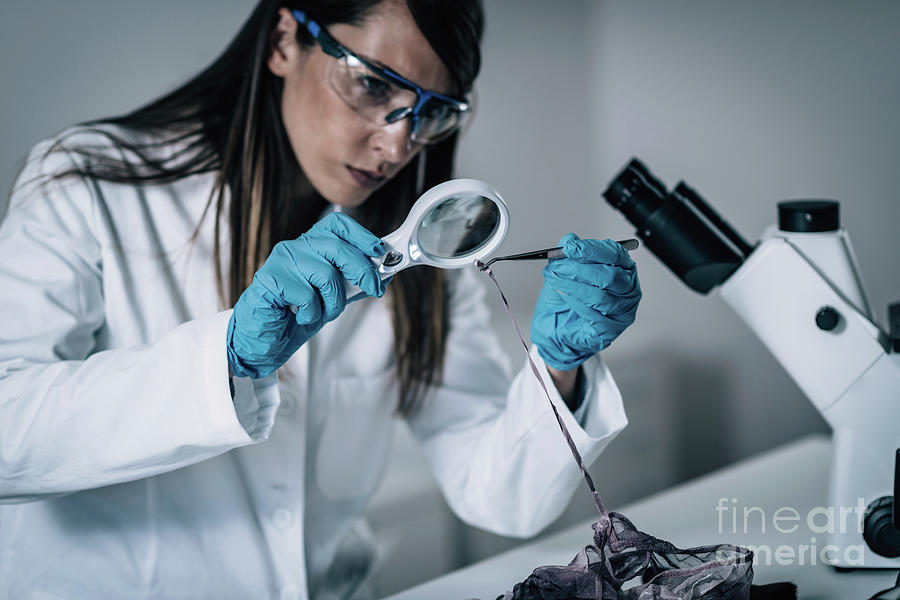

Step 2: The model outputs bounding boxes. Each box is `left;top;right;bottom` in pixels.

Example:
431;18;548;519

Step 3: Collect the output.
531;234;641;371
227;212;388;379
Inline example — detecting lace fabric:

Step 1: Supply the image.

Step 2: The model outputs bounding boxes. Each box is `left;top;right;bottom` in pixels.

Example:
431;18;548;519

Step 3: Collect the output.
498;499;753;600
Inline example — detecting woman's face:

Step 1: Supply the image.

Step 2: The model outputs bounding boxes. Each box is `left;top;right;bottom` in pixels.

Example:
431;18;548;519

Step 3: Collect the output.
268;1;453;208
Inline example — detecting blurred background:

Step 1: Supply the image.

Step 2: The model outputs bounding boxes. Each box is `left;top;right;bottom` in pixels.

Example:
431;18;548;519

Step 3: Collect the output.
2;0;899;596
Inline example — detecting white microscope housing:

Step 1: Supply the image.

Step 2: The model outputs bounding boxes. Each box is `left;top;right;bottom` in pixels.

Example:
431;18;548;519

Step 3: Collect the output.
604;159;900;568
719;208;900;568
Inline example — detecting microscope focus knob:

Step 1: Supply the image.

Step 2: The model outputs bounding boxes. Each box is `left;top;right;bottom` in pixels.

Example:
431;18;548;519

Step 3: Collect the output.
864;496;900;558
815;306;840;331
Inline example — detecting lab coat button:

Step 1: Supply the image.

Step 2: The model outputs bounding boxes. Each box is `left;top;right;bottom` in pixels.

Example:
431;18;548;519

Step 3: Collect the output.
280;585;300;600
272;507;293;529
279;392;295;415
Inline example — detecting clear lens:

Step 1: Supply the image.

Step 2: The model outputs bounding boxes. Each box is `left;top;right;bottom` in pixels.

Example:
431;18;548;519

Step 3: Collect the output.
330;55;415;115
327;54;466;144
410;100;463;143
417;194;501;258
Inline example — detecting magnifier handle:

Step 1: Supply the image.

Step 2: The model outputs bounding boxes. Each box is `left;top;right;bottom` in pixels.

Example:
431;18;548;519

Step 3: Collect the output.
285;283;366;315
344;280;367;304
287;242;401;314
286;279;371;315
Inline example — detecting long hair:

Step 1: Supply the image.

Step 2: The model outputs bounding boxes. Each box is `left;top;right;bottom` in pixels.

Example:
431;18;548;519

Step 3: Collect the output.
40;0;484;415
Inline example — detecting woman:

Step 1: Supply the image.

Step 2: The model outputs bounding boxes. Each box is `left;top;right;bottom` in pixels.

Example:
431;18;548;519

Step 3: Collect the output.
0;1;640;598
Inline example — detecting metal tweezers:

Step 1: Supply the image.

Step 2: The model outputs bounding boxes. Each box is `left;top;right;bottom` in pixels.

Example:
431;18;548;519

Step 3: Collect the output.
480;238;639;269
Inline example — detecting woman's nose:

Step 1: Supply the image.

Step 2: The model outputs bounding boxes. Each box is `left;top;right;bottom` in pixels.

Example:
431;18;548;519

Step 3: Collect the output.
371;118;413;164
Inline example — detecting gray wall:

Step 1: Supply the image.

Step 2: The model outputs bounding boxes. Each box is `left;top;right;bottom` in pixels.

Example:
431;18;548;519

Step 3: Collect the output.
460;0;900;471
585;0;900;463
0;1;256;209
446;0;900;569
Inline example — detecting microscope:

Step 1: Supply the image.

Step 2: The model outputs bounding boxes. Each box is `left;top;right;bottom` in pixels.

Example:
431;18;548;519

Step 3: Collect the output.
603;159;900;568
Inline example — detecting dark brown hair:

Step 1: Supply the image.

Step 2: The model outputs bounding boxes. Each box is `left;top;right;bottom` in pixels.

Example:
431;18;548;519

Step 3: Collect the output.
39;0;484;415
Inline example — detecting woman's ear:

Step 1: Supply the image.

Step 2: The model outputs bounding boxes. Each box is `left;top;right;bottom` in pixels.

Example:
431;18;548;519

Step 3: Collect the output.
268;7;301;78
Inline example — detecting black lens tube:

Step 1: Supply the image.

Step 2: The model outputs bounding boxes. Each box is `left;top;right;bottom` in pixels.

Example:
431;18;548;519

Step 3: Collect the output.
603;159;667;225
603;158;753;294
671;182;755;258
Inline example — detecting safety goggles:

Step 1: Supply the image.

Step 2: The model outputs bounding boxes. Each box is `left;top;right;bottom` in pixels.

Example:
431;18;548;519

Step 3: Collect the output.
291;9;471;145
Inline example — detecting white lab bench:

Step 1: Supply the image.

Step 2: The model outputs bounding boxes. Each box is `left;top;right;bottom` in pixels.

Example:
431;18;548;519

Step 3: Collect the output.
384;434;898;599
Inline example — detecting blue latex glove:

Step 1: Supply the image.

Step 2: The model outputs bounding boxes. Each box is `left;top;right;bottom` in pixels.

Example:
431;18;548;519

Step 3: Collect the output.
531;234;641;371
227;212;388;379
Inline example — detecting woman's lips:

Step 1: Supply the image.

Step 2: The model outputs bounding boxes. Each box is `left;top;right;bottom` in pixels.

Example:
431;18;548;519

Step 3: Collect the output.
347;166;386;189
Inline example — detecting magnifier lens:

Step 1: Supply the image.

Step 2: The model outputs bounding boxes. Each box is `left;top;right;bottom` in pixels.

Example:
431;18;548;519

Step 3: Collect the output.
417;194;501;259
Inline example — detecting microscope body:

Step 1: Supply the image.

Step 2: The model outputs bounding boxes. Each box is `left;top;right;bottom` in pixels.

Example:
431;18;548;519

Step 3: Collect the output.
604;160;900;568
719;226;900;568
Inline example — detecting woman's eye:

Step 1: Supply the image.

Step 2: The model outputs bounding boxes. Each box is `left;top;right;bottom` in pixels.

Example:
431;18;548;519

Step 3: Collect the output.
423;103;453;122
424;104;448;117
355;75;391;99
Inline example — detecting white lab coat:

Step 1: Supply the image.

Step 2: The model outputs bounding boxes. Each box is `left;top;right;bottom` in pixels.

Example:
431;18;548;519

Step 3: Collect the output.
0;128;628;600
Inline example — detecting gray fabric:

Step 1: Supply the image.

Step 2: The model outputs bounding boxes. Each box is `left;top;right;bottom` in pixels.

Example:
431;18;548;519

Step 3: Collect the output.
496;494;753;600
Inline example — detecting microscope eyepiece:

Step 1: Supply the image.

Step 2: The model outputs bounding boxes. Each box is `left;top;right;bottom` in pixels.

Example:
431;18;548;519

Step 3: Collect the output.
778;200;840;233
603;158;753;294
603;159;667;225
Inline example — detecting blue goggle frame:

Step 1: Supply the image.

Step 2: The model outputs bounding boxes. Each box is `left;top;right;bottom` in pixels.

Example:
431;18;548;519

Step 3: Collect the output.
291;9;470;139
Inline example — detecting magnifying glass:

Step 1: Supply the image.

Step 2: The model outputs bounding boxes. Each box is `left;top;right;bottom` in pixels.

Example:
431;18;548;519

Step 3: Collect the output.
344;178;510;301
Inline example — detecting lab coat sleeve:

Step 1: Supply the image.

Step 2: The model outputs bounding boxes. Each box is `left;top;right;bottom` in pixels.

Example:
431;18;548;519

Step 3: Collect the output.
0;141;278;503
406;268;628;538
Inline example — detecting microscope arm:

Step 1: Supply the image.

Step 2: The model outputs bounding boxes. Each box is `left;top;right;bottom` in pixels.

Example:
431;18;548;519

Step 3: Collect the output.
603;158;900;567
719;235;900;566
